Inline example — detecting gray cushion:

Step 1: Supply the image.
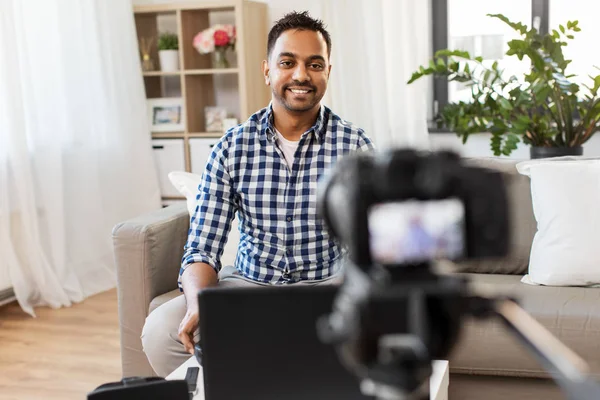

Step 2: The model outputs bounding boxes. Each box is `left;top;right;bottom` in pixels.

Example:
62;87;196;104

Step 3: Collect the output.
458;158;537;275
450;274;600;378
149;289;182;314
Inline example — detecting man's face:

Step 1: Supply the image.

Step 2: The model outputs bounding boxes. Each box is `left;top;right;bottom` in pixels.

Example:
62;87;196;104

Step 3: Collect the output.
262;29;331;113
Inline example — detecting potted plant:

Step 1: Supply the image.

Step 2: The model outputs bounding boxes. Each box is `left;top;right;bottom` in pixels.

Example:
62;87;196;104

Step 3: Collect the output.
157;32;179;72
408;14;600;158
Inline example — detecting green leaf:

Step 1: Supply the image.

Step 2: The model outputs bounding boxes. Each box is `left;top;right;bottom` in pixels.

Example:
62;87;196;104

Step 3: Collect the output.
497;97;513;110
483;70;492;84
407;72;422;84
490;134;503;156
435;49;471;59
559;25;565;34
488;14;528;35
502;134;520;156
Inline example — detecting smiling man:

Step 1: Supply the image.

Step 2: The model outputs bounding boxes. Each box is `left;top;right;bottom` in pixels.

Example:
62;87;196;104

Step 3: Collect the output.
141;11;374;377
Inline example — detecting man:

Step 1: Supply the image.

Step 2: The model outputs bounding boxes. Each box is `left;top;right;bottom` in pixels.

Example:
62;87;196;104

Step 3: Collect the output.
142;11;374;377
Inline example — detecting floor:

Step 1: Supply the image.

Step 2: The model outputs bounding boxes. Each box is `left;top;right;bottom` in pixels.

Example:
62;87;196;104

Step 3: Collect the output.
0;289;122;400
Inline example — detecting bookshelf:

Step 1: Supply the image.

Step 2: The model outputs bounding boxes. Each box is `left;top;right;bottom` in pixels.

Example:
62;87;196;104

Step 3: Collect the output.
133;1;270;201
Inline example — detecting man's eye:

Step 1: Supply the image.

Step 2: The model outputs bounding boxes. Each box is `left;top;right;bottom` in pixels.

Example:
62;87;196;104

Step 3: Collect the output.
280;61;293;67
310;64;324;70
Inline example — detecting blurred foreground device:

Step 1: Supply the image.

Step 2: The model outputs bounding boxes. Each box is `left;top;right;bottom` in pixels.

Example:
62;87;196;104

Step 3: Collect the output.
317;149;600;400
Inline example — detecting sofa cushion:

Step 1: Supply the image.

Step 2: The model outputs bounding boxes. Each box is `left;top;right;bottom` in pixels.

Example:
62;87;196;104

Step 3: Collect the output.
450;273;600;378
149;289;181;314
516;158;600;286
168;170;239;268
458;158;537;275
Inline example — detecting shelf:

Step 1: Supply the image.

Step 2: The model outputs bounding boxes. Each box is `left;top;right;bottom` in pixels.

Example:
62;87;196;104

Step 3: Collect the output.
184;68;239;75
161;196;186;200
134;2;237;13
135;0;270;184
143;71;182;77
152;132;185;138
188;132;223;138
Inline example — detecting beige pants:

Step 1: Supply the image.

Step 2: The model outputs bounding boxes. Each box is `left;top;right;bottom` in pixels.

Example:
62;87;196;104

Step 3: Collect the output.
141;265;343;377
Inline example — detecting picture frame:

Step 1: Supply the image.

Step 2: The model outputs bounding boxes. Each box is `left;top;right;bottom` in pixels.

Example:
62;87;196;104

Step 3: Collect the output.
222;117;239;132
205;106;227;132
147;98;185;132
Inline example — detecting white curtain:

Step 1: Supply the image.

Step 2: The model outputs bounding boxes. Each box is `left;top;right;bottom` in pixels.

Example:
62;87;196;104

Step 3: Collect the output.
322;0;432;149
0;0;162;316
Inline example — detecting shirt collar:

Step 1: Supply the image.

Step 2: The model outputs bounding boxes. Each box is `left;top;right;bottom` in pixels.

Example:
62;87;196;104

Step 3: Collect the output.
262;102;327;144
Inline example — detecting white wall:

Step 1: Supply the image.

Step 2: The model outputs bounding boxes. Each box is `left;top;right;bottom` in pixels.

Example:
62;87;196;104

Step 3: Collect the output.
430;133;600;159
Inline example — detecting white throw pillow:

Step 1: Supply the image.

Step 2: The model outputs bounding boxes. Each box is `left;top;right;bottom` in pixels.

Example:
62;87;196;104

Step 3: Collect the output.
516;158;600;286
167;171;240;268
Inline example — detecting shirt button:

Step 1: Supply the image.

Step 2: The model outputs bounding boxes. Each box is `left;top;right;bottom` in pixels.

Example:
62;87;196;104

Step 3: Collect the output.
286;216;292;222
286;248;292;255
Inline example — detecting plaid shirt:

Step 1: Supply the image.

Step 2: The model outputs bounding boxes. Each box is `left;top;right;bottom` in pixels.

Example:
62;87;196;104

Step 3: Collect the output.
179;104;373;289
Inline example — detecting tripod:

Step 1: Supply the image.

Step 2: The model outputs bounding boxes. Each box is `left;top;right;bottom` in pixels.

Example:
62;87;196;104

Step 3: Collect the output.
319;262;600;400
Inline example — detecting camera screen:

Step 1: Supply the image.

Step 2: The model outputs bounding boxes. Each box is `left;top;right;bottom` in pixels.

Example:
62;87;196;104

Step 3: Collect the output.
368;198;465;265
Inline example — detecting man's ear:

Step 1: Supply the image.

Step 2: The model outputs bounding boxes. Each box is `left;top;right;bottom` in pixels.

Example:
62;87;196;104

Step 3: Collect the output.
262;60;270;86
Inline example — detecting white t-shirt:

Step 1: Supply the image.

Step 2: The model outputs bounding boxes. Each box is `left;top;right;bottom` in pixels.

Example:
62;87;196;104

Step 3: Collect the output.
275;129;300;168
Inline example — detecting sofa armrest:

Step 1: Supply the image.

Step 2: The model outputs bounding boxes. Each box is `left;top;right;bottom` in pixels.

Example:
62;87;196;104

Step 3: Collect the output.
112;203;189;377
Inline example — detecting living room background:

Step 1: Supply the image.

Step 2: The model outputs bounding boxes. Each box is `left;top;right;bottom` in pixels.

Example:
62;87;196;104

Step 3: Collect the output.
3;0;600;310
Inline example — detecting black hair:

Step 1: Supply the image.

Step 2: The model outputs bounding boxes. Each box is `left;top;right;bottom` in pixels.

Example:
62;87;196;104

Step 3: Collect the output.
267;11;331;59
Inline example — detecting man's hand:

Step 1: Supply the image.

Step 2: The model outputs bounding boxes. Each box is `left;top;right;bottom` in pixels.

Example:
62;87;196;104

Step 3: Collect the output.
178;305;199;355
180;262;219;355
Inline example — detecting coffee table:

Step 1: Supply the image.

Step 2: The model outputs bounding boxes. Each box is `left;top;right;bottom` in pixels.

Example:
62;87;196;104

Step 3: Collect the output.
167;357;449;400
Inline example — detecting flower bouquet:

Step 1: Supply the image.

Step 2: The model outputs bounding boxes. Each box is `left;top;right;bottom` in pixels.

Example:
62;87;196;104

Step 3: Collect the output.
193;24;236;69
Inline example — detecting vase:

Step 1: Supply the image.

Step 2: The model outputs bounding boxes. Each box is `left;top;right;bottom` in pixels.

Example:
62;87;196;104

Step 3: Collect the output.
158;50;179;72
212;48;230;69
141;54;154;72
530;146;583;159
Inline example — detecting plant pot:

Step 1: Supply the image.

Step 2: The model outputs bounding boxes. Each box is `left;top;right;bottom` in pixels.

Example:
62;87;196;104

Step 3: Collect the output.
158;50;179;72
530;146;583;159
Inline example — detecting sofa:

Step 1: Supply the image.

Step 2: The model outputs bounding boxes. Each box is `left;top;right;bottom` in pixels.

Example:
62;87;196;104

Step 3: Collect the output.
112;158;600;399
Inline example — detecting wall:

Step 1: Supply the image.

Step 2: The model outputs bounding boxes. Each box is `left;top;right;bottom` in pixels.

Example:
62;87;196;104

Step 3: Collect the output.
132;0;323;23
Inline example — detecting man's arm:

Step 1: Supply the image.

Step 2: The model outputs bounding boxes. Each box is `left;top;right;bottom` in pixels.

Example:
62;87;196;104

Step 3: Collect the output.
178;138;237;354
357;128;375;152
178;262;218;354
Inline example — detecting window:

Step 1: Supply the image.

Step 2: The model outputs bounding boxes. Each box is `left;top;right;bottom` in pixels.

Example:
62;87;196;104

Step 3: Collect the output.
549;1;600;89
431;0;550;124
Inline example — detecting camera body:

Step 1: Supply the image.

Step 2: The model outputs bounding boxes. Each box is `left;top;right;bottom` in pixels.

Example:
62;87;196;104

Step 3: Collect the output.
318;149;510;270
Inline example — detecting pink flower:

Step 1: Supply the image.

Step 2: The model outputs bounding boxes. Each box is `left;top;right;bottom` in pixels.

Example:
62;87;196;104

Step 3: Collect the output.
193;25;236;55
193;29;214;54
225;24;236;40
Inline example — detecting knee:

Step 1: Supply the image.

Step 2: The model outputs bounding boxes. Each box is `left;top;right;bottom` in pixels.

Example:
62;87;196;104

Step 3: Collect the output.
142;307;174;354
141;296;185;374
